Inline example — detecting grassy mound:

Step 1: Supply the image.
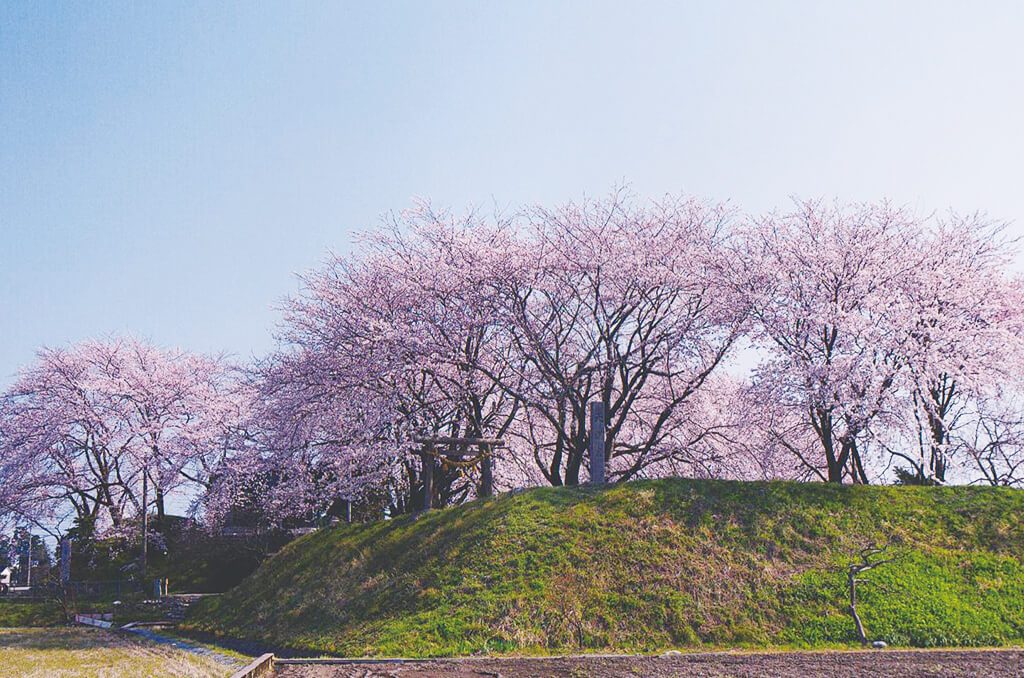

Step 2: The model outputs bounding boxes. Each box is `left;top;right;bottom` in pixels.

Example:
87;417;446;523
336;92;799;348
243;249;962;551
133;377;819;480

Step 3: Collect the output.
184;479;1024;657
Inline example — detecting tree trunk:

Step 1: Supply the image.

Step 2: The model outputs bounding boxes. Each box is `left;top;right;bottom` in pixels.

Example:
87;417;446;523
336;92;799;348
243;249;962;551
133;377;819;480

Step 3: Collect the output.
848;570;868;646
155;487;166;530
562;412;586;486
420;451;434;511
564;447;583;486
850;441;869;484
102;484;123;527
922;375;957;484
812;408;846;483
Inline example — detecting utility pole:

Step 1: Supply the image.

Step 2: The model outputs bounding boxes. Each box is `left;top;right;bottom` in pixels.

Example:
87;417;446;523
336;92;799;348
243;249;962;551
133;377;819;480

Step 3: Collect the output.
24;531;31;589
141;463;149;578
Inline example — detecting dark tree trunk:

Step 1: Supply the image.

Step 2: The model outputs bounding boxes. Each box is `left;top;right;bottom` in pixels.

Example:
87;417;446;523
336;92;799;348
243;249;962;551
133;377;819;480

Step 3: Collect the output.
564;447;583;486
925;375;956;484
155;487;166;530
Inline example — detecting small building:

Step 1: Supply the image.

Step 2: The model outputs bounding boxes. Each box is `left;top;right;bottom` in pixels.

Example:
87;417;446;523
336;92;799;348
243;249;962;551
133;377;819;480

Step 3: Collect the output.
0;566;11;592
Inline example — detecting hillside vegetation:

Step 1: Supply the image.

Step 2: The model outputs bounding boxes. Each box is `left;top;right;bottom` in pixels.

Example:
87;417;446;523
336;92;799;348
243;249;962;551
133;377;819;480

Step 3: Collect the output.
0;601;65;627
185;479;1024;657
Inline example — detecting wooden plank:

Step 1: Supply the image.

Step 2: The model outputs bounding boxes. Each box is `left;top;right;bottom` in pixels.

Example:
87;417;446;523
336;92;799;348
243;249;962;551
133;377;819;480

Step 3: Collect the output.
74;614;113;629
229;653;275;678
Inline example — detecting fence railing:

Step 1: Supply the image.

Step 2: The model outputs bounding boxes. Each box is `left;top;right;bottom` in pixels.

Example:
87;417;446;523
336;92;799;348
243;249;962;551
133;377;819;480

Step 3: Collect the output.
1;579;146;600
65;579;143;599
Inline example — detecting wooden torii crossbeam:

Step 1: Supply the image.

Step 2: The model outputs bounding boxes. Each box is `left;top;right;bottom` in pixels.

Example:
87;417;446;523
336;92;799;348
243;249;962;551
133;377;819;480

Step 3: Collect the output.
413;436;504;511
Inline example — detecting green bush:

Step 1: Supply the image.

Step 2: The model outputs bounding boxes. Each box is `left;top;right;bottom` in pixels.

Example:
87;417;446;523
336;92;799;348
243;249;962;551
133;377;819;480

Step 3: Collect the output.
0;601;66;627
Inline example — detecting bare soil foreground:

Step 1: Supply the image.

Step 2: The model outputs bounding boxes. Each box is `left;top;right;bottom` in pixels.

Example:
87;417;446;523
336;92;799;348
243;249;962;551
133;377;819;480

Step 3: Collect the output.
274;649;1024;678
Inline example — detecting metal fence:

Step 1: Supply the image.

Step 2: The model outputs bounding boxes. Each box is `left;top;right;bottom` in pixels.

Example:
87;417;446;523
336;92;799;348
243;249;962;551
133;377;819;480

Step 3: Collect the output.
64;579;143;599
1;580;140;600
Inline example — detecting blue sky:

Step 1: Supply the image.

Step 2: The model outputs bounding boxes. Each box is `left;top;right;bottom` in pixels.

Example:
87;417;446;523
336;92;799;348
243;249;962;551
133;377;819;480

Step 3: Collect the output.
3;1;1023;384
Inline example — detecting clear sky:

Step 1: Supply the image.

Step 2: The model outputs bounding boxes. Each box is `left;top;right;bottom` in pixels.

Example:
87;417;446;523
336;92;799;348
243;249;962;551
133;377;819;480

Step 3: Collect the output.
2;1;1023;384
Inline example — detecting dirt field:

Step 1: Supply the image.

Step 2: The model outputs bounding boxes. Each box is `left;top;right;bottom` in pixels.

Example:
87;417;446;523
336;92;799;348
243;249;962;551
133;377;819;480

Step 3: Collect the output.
0;627;242;678
274;648;1024;677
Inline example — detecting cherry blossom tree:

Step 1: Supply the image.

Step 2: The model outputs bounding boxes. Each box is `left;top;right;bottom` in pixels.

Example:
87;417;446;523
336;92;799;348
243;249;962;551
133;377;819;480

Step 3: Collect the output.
244;190;747;522
227;206;525;524
487;192;745;485
8;191;1023;535
0;343;133;533
736;201;927;483
736;201;1024;485
0;411;56;535
0;338;245;540
892;217;1024;483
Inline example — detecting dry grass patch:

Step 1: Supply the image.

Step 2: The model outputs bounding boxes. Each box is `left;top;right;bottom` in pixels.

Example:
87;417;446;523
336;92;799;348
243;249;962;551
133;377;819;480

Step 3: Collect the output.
0;627;238;678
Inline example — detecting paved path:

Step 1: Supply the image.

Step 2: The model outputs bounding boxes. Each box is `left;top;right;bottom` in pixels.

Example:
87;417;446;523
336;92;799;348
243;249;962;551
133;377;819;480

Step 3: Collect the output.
122;626;241;667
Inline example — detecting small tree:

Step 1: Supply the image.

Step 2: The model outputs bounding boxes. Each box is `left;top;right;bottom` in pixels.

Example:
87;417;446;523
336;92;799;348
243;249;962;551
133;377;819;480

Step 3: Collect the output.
846;542;895;646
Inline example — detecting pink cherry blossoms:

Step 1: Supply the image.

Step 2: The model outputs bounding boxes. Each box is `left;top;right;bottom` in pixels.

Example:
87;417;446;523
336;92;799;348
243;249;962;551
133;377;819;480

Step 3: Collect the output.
2;191;1023;534
0;337;246;537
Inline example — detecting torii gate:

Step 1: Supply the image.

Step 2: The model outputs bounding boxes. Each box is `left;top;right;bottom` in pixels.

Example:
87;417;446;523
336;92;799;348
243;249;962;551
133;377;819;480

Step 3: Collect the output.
413;436;504;511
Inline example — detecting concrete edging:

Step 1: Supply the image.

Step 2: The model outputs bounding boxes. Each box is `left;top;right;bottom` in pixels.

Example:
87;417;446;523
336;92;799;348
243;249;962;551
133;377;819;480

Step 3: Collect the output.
73;614;113;629
229;652;274;678
119;620;179;629
275;657;411;664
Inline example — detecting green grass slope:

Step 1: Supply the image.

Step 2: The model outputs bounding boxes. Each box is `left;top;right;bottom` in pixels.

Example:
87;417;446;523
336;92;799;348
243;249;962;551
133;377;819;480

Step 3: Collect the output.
184;479;1024;657
0;601;66;627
